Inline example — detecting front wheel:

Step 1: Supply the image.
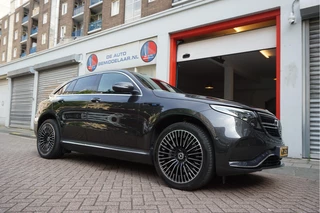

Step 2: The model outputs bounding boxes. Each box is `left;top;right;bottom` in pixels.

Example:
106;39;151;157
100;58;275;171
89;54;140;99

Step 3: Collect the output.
154;122;215;190
37;119;63;159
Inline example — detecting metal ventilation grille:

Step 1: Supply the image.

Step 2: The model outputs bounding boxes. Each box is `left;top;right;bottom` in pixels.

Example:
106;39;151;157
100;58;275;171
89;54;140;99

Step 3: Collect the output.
258;112;281;138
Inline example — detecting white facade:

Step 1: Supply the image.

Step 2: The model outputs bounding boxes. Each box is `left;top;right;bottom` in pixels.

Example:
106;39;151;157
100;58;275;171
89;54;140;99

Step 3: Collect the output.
0;0;317;159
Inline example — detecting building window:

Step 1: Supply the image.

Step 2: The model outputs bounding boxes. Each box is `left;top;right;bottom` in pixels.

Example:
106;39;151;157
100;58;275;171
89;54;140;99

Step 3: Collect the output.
44;0;48;4
2;52;5;61
13;48;17;58
60;26;66;38
41;33;46;44
14;30;18;40
43;13;47;24
16;13;19;22
125;0;141;23
62;3;67;15
111;0;120;16
148;0;155;2
3;36;6;45
4;20;7;29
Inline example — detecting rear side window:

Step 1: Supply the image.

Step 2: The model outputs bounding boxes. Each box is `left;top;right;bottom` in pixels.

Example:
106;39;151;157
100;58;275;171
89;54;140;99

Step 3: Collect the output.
73;75;99;94
98;73;134;93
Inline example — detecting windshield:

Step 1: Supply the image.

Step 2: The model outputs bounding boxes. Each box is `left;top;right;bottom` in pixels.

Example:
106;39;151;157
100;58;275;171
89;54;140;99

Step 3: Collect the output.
133;73;182;93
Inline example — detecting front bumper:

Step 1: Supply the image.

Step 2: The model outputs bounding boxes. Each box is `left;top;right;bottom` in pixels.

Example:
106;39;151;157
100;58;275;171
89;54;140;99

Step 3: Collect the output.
229;146;287;168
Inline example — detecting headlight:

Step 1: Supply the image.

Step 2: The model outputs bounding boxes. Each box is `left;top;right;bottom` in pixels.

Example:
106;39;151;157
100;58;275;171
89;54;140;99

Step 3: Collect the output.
210;105;259;127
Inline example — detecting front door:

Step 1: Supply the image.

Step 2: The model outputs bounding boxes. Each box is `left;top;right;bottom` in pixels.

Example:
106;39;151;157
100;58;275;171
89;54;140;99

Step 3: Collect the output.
86;72;141;149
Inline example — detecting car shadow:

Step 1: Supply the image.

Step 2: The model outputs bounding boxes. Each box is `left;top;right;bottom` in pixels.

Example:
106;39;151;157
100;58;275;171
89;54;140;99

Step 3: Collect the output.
61;152;271;191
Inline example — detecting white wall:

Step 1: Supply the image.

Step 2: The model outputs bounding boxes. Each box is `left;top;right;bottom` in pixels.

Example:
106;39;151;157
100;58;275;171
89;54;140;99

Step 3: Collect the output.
0;0;304;157
0;79;9;126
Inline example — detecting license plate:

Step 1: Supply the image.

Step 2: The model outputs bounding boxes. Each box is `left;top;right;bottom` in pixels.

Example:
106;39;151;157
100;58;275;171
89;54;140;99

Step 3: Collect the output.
280;146;288;157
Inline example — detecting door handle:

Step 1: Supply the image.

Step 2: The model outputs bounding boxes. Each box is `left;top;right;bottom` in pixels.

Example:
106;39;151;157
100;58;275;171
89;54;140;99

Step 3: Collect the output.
91;97;101;103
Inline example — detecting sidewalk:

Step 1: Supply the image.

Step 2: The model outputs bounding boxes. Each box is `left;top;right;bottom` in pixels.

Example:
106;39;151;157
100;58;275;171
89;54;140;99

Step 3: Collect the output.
0;125;319;181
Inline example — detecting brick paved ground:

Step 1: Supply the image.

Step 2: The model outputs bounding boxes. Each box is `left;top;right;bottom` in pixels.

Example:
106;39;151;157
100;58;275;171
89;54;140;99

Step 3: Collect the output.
0;132;319;213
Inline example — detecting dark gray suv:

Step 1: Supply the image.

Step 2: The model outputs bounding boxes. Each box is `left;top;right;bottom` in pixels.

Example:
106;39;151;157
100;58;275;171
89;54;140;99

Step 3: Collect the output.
35;70;288;190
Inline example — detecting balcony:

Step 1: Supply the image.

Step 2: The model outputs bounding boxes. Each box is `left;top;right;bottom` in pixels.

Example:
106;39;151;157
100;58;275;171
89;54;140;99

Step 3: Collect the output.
88;19;102;33
29;46;36;54
32;7;39;19
30;27;38;38
90;0;103;6
90;0;103;13
72;29;83;37
22;16;29;26
21;34;28;43
73;6;84;22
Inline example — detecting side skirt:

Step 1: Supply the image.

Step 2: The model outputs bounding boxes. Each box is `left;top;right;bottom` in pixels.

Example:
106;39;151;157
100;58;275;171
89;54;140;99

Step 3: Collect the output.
61;140;153;165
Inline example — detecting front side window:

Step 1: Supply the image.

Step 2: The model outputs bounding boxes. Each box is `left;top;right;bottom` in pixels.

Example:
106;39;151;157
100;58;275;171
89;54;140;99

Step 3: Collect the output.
2;52;5;61
73;75;99;94
4;20;7;29
44;0;49;4
125;0;141;23
98;73;135;93
3;36;6;45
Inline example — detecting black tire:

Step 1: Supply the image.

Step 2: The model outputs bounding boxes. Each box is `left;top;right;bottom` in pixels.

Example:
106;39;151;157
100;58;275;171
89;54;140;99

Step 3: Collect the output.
37;119;63;159
154;122;214;190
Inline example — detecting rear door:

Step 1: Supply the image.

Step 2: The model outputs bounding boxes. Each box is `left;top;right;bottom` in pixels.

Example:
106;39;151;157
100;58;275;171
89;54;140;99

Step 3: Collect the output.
86;72;141;149
54;75;100;142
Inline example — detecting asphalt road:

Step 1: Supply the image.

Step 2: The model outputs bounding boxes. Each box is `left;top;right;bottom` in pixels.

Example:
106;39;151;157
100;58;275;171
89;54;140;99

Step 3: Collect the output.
0;133;319;213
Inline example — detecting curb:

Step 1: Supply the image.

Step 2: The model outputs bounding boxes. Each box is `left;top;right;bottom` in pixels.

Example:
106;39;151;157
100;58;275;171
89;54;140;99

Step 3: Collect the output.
9;132;36;139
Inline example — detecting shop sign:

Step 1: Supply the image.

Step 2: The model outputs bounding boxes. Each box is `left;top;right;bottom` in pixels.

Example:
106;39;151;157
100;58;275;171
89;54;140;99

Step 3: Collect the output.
86;38;157;72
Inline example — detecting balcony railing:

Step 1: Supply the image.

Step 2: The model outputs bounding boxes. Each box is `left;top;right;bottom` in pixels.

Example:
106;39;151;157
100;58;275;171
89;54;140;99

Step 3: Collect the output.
30;27;38;35
21;34;28;42
20;52;26;58
30;46;36;54
22;16;29;23
88;19;102;32
72;29;83;37
90;0;102;6
73;5;84;16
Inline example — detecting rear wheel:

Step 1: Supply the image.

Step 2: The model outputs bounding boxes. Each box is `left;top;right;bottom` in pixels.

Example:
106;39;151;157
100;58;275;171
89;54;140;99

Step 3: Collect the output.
154;122;214;190
37;119;63;159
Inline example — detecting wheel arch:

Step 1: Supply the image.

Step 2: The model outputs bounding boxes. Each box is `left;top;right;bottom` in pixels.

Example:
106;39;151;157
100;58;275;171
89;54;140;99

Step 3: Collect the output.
150;111;217;161
37;111;59;132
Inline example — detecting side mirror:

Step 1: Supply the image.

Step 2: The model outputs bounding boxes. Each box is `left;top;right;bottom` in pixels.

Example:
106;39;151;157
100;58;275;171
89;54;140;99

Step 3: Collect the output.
113;82;135;93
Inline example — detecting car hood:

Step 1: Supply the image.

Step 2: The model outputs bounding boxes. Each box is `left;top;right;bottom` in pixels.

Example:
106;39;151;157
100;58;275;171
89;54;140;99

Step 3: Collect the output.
153;90;271;113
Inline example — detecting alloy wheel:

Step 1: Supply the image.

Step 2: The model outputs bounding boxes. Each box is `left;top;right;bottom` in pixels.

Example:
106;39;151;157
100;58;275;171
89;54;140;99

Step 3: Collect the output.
157;130;203;184
38;123;55;154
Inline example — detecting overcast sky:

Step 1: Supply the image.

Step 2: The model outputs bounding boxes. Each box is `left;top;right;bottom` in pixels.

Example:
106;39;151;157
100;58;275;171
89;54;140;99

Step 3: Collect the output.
0;0;10;19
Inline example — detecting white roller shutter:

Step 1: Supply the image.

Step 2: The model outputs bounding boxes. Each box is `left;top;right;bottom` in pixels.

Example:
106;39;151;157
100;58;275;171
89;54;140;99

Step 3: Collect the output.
309;18;320;159
10;75;34;128
37;65;78;107
177;26;276;62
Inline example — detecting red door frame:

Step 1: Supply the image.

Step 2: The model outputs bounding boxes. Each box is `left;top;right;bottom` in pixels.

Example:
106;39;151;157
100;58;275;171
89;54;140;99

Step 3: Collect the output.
169;9;281;119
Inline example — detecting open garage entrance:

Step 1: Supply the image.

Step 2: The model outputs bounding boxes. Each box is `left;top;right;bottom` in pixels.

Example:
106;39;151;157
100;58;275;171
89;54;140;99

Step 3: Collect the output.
177;49;276;114
170;10;280;117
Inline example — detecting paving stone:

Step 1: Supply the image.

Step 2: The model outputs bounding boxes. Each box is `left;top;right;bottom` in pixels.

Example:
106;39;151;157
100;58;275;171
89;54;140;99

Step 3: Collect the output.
0;132;318;213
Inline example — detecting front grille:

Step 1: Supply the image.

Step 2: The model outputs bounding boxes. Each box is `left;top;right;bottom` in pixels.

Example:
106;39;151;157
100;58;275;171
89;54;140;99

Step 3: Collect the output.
258;112;281;138
260;155;281;167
